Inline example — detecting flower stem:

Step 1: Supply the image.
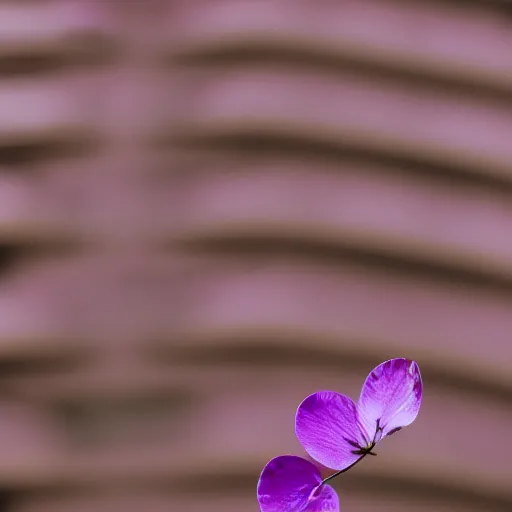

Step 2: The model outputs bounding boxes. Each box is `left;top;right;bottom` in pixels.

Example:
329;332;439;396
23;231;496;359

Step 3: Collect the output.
321;422;380;486
320;447;376;486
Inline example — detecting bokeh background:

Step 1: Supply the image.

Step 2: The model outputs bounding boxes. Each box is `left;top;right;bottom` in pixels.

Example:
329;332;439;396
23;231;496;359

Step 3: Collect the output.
1;0;511;511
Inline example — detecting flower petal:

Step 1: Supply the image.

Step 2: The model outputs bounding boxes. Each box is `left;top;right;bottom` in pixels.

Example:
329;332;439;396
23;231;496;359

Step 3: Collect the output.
306;484;339;511
257;455;322;512
295;391;367;470
358;358;423;439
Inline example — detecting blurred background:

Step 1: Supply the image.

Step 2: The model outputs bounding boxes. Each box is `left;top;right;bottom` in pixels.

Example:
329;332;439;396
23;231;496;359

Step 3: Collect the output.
0;0;511;511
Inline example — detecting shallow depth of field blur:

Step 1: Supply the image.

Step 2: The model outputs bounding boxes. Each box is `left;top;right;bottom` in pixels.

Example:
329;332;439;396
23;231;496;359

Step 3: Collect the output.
0;1;511;511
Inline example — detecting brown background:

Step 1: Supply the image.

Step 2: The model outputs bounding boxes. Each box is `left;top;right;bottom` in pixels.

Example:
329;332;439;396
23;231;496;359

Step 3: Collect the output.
0;0;511;510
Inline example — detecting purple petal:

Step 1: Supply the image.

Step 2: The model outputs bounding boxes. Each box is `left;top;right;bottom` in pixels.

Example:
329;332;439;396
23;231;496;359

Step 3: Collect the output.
358;358;423;439
306;484;339;511
257;456;321;512
295;391;368;470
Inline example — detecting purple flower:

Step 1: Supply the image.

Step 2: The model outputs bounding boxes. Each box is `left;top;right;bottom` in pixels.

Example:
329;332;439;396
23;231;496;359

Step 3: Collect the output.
257;358;423;511
296;358;422;470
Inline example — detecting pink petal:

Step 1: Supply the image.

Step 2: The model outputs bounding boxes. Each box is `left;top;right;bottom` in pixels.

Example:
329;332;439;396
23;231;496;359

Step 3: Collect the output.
295;391;368;470
358;358;423;440
257;455;339;512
